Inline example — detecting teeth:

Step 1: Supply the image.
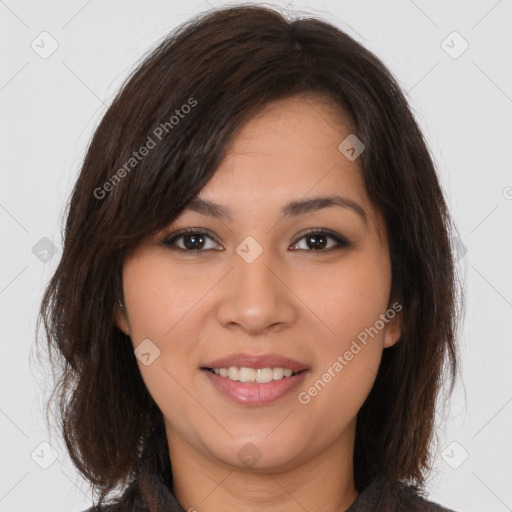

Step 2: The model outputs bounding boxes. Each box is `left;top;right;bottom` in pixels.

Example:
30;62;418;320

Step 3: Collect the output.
210;366;299;383
239;367;256;382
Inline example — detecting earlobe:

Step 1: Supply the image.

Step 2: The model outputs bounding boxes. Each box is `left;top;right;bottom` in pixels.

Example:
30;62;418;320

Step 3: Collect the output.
114;302;130;336
383;311;402;348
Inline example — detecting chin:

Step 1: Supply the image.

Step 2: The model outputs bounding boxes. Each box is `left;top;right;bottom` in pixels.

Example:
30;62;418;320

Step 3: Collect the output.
205;435;306;473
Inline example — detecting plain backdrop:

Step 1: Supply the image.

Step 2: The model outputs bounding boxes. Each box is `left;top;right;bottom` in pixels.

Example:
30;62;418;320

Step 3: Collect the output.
1;0;511;511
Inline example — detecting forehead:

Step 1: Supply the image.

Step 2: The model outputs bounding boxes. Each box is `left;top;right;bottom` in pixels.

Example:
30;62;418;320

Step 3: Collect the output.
208;95;362;192
190;95;383;237
230;93;357;155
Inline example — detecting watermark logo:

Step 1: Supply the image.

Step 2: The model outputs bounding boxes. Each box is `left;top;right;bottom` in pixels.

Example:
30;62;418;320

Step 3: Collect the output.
134;338;161;366
338;134;365;161
441;31;469;60
297;301;402;405
236;236;263;264
237;442;262;468
451;236;468;262
31;31;59;59
441;441;469;469
31;441;59;469
32;237;58;263
94;97;198;200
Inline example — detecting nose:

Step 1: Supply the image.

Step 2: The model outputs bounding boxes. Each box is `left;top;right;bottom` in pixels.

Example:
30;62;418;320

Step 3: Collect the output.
215;243;296;335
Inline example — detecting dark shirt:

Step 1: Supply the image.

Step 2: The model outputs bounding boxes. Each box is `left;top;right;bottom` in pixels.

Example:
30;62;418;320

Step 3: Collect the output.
83;481;458;511
82;438;457;512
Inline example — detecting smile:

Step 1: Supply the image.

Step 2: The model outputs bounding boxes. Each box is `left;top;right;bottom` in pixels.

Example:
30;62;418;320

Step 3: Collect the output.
205;366;303;383
201;367;309;405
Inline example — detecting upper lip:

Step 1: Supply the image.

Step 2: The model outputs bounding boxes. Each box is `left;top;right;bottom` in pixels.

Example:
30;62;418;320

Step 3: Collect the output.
201;353;309;372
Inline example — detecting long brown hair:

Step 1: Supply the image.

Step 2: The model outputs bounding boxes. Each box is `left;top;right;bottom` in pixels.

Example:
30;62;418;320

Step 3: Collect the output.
37;3;462;506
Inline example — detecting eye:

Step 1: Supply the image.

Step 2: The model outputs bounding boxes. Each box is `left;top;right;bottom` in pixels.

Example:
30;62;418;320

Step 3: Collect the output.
160;227;350;253
290;228;350;251
160;228;221;252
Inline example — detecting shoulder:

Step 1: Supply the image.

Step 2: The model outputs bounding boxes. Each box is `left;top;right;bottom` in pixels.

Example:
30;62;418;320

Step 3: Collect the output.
79;504;134;512
399;485;457;511
348;478;459;512
79;506;116;512
77;483;139;512
79;500;139;512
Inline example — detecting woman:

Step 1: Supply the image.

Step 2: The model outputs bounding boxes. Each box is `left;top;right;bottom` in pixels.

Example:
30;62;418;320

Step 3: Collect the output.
38;4;462;511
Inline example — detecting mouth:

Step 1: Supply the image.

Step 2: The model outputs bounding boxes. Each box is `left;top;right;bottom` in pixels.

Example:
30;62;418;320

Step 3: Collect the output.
201;366;307;383
200;352;310;405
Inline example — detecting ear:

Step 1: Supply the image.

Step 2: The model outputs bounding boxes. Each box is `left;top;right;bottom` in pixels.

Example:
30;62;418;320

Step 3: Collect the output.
114;301;131;336
383;302;402;348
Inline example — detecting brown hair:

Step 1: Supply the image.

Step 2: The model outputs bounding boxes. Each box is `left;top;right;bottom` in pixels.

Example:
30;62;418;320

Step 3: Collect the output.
37;3;462;506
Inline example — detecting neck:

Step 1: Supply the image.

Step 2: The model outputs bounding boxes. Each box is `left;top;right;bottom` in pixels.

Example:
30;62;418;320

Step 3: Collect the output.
165;420;358;512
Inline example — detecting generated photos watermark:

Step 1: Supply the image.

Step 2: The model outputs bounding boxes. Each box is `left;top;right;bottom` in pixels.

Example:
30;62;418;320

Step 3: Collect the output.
93;97;198;200
297;301;402;405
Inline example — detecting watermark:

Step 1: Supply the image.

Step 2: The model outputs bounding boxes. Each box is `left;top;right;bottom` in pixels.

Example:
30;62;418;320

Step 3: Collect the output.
503;186;512;200
31;441;59;469
31;236;58;263
451;235;468;262
440;31;469;60
134;338;161;366
237;442;263;468
441;441;469;469
236;236;263;263
297;301;402;405
31;31;59;59
93;97;198;200
338;134;365;161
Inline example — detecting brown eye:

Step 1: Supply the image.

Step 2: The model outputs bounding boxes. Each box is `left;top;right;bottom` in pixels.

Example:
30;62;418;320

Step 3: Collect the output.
290;229;350;251
161;229;221;252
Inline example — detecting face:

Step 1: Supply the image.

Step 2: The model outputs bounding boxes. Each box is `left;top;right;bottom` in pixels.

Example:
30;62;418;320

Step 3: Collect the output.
116;94;401;473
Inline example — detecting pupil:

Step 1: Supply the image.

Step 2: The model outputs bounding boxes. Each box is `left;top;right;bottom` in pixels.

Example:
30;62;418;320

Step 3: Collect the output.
185;234;203;250
307;234;326;250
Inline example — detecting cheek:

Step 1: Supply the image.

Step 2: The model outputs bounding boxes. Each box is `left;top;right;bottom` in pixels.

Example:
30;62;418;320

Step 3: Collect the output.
292;251;390;419
294;343;381;458
121;254;208;421
297;249;392;348
122;254;205;340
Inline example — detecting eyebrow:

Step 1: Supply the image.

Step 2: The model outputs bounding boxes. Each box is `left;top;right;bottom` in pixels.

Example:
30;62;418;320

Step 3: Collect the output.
183;194;368;226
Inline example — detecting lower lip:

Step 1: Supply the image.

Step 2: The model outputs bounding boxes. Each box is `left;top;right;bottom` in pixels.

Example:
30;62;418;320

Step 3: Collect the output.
201;369;308;406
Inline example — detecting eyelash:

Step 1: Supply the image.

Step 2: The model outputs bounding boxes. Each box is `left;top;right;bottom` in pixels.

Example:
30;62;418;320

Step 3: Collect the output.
159;227;351;253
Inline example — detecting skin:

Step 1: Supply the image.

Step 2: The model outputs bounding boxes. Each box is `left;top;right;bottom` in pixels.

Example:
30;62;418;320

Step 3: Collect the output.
116;94;402;512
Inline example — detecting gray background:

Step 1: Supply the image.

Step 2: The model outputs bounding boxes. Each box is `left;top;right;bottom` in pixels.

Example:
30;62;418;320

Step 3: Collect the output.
1;0;511;510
